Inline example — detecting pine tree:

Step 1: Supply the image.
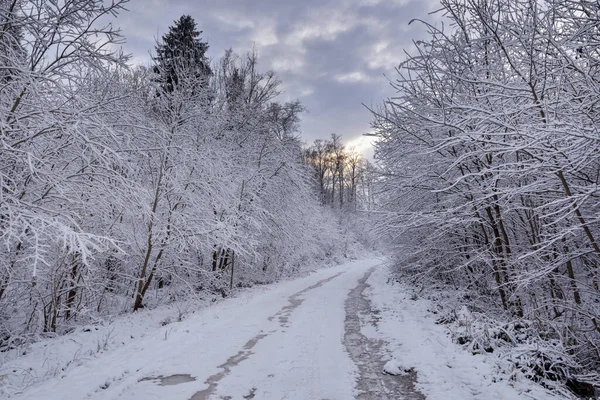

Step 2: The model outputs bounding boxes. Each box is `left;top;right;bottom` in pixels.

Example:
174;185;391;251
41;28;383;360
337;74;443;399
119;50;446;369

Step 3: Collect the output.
153;15;211;93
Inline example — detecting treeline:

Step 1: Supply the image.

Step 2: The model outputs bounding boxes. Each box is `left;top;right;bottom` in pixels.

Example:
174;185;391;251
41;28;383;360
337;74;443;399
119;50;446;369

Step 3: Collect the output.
303;134;376;211
373;0;600;388
0;1;345;345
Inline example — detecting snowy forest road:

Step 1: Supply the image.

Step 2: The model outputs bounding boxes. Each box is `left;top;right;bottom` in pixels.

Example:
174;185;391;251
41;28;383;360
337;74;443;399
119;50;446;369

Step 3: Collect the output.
10;258;422;400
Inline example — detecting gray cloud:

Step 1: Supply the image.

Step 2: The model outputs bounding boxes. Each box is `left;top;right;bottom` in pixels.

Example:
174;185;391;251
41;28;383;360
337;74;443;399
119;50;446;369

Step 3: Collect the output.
116;0;439;156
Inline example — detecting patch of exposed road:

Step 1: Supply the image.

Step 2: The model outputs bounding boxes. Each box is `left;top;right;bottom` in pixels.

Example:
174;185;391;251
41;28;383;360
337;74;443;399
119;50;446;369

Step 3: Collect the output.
344;268;425;400
190;333;268;400
267;271;345;328
139;374;196;386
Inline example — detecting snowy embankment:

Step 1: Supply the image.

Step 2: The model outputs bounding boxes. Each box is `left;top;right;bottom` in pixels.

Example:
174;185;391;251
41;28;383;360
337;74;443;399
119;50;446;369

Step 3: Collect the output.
364;265;567;400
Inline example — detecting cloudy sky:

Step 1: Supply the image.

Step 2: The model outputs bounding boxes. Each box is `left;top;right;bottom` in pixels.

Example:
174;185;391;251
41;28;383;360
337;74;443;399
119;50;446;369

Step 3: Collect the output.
116;0;438;158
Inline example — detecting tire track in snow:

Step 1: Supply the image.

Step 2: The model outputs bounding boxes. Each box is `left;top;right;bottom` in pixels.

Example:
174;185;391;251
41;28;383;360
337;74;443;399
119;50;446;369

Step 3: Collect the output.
344;268;425;400
190;271;346;400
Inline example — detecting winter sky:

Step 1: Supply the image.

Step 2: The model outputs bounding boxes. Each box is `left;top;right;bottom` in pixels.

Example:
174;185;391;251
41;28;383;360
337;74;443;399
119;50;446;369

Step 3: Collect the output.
117;0;438;158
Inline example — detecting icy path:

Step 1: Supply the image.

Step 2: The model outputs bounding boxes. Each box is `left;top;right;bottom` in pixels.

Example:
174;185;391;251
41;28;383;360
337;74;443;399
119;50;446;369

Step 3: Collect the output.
6;257;559;400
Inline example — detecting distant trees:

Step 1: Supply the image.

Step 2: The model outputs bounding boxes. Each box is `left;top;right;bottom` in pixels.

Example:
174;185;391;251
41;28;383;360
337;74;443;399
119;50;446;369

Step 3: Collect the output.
303;134;373;211
0;6;347;344
372;0;600;384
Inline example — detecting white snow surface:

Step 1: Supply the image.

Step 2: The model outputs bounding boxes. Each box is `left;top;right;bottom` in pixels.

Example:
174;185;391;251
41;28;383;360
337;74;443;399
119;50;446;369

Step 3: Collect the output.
1;257;564;399
364;265;566;400
382;359;411;376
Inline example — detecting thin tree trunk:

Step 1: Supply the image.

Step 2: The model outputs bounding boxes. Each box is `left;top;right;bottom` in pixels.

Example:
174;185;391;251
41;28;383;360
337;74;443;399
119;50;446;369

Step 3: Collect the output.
134;164;164;312
557;170;600;258
229;251;235;289
64;255;78;320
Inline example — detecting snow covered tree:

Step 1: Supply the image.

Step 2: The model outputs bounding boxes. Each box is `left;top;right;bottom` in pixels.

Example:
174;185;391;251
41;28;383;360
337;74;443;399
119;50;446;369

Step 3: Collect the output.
128;19;215;311
0;4;350;347
0;0;129;337
303;135;368;210
153;15;211;94
372;0;600;385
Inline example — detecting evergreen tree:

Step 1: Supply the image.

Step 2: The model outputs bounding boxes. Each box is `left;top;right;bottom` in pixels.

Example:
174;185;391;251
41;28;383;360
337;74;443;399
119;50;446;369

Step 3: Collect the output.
153;15;211;93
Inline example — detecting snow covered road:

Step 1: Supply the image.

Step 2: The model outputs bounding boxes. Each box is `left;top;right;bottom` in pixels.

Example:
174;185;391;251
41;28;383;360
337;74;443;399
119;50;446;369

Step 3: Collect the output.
5;257;560;400
8;257;410;400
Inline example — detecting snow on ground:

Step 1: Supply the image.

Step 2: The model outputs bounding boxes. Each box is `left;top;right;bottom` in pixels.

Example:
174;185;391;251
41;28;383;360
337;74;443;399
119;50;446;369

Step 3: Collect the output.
1;257;569;400
363;263;567;400
0;255;354;397
0;297;211;396
1;258;380;400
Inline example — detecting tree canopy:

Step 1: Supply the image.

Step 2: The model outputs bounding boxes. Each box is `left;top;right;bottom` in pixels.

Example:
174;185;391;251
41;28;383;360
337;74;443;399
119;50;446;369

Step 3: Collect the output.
153;15;211;93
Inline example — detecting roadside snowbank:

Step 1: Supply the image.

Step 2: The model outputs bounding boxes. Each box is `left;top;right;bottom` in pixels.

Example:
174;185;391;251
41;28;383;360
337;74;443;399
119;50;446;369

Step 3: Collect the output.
364;264;566;400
